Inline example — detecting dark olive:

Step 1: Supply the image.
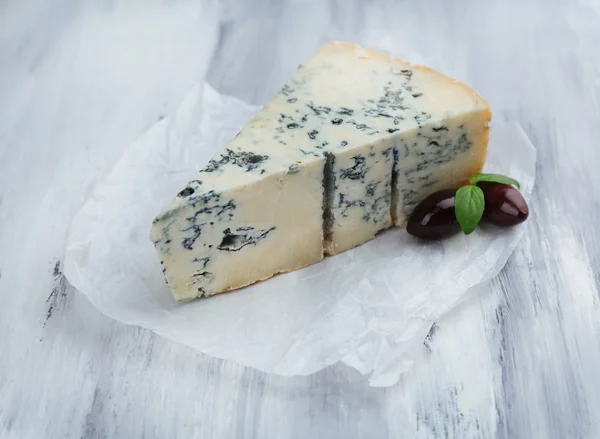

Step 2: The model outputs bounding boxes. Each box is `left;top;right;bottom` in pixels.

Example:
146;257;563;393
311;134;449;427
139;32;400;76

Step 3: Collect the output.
407;189;461;240
478;182;529;226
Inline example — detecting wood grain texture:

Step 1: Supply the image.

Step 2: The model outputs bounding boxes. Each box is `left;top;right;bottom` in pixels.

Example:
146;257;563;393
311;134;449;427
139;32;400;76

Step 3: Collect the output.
1;0;600;438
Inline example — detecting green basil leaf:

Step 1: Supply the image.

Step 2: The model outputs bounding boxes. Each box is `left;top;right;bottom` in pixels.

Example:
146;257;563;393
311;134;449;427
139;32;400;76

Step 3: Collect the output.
455;185;485;235
469;173;520;189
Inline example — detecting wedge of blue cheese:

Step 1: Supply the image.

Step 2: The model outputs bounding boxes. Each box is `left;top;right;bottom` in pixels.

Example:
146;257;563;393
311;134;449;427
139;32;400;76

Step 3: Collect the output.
151;41;491;301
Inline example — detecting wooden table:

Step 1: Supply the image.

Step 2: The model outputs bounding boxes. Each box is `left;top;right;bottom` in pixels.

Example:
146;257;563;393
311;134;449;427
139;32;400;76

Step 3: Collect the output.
2;0;599;437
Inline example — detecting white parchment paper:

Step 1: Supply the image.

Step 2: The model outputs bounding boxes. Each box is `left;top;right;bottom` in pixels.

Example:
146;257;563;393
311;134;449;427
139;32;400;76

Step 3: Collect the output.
64;83;536;387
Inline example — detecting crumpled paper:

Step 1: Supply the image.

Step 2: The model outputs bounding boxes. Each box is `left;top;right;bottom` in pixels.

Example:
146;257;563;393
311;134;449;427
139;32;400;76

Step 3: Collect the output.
64;83;536;387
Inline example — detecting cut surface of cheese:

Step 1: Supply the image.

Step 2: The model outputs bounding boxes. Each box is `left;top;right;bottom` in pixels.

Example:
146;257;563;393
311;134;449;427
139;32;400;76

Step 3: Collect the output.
150;41;491;301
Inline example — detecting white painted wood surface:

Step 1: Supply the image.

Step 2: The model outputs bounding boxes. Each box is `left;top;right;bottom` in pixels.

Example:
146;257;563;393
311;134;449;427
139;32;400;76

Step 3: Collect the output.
1;0;600;437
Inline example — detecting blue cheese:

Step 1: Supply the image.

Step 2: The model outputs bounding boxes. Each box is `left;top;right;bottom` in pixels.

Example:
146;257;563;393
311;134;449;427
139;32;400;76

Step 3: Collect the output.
150;41;491;301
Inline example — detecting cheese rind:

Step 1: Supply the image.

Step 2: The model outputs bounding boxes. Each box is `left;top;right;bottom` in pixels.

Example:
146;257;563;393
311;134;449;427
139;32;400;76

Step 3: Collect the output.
150;41;491;301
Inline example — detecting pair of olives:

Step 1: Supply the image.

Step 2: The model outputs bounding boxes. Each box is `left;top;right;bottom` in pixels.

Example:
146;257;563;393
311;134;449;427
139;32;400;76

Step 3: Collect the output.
407;182;529;240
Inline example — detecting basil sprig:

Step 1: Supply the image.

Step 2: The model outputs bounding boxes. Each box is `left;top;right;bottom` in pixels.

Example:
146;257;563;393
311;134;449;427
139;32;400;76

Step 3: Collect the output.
454;173;521;235
469;173;520;189
455;185;485;235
